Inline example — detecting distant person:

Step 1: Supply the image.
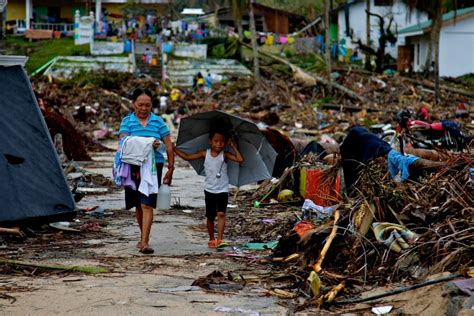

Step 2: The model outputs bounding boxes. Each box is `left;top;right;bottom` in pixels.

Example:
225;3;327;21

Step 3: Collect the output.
170;88;180;103
118;88;175;254
155;32;162;53
204;71;213;93
161;108;176;132
159;94;168;113
193;72;204;92
144;47;153;65
174;128;243;248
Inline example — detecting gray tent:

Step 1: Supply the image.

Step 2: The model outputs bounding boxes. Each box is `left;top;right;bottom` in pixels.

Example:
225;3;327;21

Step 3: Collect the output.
0;65;75;225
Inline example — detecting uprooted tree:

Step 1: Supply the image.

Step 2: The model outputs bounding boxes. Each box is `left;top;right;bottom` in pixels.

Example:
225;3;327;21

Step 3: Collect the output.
355;10;397;73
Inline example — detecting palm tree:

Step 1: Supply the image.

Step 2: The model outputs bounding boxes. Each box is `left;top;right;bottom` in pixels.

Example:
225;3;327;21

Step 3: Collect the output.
403;0;471;104
248;0;260;80
231;0;247;39
365;0;371;71
324;0;332;92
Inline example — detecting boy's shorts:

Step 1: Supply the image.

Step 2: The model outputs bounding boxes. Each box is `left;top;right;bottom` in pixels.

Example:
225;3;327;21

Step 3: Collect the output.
204;190;228;220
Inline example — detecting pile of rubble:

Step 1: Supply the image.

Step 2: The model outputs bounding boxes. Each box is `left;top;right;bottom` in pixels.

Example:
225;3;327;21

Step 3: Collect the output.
219;137;473;309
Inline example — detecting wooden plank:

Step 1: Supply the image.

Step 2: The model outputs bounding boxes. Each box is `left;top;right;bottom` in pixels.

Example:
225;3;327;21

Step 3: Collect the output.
25;29;53;40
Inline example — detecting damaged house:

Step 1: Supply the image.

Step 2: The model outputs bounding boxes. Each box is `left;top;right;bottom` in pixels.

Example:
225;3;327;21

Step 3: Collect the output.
212;2;305;35
397;6;474;76
335;0;427;60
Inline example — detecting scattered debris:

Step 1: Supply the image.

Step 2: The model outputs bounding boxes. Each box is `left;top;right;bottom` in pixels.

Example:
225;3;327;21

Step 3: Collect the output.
0;259;109;274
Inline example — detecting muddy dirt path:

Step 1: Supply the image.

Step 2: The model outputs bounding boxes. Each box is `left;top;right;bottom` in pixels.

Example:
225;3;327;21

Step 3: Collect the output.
0;149;285;315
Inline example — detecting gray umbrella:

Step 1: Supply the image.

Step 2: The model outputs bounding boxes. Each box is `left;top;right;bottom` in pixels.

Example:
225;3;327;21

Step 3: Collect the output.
176;110;277;187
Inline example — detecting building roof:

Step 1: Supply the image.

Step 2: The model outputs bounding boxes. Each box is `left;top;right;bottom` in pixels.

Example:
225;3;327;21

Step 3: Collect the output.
0;55;28;67
399;6;474;36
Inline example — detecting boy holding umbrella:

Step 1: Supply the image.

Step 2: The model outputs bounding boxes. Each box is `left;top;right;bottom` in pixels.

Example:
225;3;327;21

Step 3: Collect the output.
174;128;243;248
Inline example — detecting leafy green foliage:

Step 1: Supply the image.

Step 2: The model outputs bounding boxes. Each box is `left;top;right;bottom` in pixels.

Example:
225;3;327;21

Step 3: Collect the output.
291;53;326;73
202;37;241;59
311;96;334;109
5;37;89;74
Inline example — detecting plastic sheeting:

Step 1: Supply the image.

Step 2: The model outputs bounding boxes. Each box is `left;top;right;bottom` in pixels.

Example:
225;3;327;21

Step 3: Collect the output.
0;65;75;225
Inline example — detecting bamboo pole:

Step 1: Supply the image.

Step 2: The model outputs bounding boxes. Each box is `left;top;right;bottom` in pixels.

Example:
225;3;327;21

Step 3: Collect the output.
313;210;340;272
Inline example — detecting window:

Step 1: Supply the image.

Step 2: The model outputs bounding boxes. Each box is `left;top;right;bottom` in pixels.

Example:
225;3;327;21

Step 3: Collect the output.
374;0;394;6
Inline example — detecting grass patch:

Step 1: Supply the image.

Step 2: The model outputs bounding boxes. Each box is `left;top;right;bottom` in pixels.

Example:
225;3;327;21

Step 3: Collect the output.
5;36;90;73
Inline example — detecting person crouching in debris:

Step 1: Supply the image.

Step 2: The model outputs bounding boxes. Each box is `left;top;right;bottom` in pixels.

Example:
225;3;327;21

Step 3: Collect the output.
174;128;243;248
117;88;175;254
193;72;204;92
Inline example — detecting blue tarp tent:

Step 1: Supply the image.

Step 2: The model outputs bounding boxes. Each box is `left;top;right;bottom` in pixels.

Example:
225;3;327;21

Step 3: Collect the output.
0;65;76;225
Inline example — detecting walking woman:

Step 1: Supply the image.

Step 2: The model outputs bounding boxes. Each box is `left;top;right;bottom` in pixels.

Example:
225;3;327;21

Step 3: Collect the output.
118;88;175;254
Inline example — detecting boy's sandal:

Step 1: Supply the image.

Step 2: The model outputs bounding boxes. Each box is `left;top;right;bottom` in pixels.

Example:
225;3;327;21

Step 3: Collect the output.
208;240;217;248
217;240;229;248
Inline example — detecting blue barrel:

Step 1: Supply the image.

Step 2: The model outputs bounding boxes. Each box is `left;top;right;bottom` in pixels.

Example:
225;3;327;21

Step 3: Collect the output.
124;40;131;53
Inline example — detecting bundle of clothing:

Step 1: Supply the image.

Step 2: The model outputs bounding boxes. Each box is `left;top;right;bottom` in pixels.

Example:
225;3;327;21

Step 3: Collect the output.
113;136;159;196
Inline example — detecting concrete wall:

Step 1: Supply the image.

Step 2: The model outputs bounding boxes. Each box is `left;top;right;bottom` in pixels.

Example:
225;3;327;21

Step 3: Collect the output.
439;16;474;77
337;0;427;58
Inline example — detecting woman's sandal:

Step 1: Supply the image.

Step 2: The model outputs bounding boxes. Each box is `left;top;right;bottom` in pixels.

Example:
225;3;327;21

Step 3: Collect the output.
139;246;154;254
208;240;217;248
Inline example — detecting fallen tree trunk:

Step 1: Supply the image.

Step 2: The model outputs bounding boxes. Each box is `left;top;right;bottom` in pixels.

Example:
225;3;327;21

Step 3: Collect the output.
241;42;368;104
333;66;474;97
321;103;397;113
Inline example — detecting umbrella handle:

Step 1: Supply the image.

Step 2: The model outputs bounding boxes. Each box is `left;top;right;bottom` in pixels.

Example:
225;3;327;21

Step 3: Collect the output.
216;160;225;178
256;139;264;154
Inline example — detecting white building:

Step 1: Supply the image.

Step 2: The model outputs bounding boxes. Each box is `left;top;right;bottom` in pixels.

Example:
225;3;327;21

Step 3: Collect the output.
398;6;474;77
336;0;427;59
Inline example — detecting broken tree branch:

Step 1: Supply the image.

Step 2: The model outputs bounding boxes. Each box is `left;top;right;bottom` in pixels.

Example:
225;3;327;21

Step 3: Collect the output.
241;42;368;104
0;227;24;237
313;210;341;272
100;88;132;112
400;76;474;97
334;274;461;305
